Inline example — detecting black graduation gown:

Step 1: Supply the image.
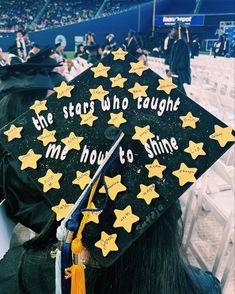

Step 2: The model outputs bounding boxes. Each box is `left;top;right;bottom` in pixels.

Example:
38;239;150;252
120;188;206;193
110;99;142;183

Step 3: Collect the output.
125;37;139;57
0;66;59;232
169;39;191;85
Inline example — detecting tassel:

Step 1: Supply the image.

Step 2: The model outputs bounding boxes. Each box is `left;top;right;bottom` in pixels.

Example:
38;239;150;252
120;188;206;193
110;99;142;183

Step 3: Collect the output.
186;28;190;43
70;178;100;294
178;25;181;39
70;264;86;294
55;249;62;294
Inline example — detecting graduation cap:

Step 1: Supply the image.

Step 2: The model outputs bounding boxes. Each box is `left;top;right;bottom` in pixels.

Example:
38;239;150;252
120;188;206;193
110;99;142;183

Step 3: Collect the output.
0;48;234;291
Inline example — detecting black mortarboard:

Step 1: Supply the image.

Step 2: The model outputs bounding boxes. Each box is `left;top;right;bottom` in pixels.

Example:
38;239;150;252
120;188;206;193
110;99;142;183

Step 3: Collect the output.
55;43;62;49
0;48;234;272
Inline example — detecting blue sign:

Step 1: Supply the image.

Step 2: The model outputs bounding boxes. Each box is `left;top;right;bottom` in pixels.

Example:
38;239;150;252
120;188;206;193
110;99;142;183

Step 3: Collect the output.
155;15;205;26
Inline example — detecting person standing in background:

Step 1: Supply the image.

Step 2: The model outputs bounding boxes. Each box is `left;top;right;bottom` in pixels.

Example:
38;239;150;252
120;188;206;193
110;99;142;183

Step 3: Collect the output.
167;25;191;95
191;35;200;58
123;30;140;57
222;33;229;56
164;31;175;65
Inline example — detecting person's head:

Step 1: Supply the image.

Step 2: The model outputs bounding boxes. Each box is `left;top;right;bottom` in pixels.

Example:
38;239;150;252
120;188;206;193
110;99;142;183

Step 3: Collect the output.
16;30;23;39
222;33;227;41
170;26;178;39
66;58;73;70
128;29;135;39
55;43;64;52
78;44;85;53
31;43;40;54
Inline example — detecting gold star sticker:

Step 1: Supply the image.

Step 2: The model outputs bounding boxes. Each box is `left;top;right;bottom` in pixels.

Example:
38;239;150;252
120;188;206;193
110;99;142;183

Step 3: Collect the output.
172;163;197;186
112;48;128;60
80;112;98;127
51;199;74;221
184;141;206;159
91;63;110;78
179;112;199;129
38;169;62;193
113;205;139;233
99;175;127;200
108;112;127;128
37;129;56;146
4;124;23;142
61;132;84;151
95;231;118;257
129;60;148;76
157;78;177;94
137;184;159;205
145;159;166;179
72;170;91;189
82;202;102;224
18;149;42;170
30;100;48;114
128;82;148;99
54;81;74;99
209;125;235;147
89;85;109;101
110;74;127;88
132;125;155;145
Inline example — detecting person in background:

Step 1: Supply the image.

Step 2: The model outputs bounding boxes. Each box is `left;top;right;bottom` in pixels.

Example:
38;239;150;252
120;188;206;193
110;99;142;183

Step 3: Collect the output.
5;44;24;65
22;31;31;59
123;30;140;57
0;48;6;66
231;38;235;58
75;44;88;59
85;32;96;46
55;43;67;63
27;43;40;59
213;36;224;58
15;30;24;59
102;45;111;58
151;42;163;58
222;33;229;56
63;58;79;81
103;33;117;50
87;44;99;64
164;31;175;65
167;25;191;95
191;35;200;58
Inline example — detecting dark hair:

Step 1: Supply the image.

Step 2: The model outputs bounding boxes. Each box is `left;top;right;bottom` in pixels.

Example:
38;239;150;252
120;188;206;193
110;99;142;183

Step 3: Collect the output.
90;203;200;294
25;202;200;294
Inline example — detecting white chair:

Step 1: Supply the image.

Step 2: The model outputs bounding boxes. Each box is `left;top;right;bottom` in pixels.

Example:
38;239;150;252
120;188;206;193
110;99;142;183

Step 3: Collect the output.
182;159;234;293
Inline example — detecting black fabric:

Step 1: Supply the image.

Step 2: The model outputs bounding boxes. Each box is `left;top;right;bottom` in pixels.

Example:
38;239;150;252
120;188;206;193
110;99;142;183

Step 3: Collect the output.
0;243;221;294
164;37;175;65
191;41;200;58
0;243;97;294
0;51;234;268
0;144;52;233
124;37;140;57
0;90;48;128
170;39;191;85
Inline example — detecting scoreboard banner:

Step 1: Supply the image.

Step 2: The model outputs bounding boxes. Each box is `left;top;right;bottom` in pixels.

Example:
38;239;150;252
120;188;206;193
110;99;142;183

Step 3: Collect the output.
155;15;205;26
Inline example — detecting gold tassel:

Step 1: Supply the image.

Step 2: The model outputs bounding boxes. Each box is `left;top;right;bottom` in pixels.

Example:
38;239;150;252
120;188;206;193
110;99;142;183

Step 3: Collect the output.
186;28;190;43
178;25;181;39
70;177;100;294
70;263;86;294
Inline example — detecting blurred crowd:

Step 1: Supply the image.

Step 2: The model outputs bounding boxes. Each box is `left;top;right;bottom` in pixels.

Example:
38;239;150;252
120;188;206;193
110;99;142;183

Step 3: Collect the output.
0;0;46;32
1;26;234;93
0;0;149;32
